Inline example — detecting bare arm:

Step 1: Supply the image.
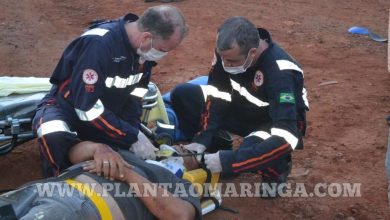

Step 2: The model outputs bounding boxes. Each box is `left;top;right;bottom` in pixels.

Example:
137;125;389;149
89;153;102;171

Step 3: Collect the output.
68;141;100;164
69;141;128;181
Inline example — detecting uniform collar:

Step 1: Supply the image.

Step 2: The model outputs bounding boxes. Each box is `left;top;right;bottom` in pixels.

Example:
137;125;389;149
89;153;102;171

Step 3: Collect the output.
119;13;139;57
251;28;273;69
258;28;272;43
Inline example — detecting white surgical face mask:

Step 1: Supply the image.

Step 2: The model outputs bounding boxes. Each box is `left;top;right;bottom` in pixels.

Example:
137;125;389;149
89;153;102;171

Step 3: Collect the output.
222;51;254;75
137;38;167;62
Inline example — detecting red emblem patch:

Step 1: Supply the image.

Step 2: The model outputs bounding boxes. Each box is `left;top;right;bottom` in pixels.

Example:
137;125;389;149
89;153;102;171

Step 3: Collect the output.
85;85;95;93
82;69;98;85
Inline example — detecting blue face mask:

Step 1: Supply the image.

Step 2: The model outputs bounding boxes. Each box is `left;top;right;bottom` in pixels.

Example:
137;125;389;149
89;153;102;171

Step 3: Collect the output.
222;51;254;75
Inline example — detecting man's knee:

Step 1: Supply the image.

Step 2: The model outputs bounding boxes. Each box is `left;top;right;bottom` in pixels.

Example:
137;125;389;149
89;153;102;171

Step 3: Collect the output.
38;129;80;176
240;135;264;149
171;83;204;107
170;83;205;140
171;83;194;106
262;154;292;178
237;136;292;177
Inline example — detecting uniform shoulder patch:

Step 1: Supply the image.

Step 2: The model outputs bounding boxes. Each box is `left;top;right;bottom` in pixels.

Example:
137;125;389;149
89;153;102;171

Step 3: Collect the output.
82;69;98;85
279;93;295;104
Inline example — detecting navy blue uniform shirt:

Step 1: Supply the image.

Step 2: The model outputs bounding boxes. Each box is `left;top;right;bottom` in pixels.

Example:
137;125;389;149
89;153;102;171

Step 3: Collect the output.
49;13;156;148
193;28;309;154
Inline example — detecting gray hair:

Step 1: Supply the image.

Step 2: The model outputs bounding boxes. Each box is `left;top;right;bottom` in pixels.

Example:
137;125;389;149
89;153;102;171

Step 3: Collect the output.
217;16;260;55
138;5;188;40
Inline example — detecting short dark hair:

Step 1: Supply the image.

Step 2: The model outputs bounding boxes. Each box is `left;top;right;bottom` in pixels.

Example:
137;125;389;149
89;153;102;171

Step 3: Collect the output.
138;6;188;41
217;16;260;55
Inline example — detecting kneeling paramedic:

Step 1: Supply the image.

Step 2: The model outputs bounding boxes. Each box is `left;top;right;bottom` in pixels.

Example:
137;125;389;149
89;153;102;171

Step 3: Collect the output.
170;16;309;197
32;6;188;177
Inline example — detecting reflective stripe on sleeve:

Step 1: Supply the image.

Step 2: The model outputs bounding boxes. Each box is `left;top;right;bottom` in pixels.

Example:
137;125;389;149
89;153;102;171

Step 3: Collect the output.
105;73;144;89
75;99;104;121
302;87;309;109
230;79;269;107
271;128;298;149
130;88;148;98
247;131;271;140
81;28;109;37
200;85;232;102
37;120;73;137
276;60;304;76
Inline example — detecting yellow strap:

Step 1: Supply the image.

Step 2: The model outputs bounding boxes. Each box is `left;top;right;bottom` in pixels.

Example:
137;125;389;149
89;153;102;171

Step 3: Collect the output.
65;179;112;220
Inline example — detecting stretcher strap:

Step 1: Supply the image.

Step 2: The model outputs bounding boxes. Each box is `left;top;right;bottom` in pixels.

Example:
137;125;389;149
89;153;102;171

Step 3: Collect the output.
65;179;112;220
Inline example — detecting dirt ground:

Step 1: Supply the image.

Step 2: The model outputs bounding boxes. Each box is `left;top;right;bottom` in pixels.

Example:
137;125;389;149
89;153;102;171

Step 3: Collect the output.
1;0;390;219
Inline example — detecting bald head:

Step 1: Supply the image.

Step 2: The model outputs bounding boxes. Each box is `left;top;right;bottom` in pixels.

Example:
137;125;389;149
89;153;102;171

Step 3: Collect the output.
138;5;188;41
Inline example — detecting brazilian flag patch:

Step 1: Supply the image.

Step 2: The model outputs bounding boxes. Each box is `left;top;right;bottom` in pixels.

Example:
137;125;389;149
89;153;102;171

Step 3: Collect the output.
279;93;295;104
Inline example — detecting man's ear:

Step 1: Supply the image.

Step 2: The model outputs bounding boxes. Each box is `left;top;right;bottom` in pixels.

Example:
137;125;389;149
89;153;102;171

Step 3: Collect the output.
140;32;153;41
138;32;153;49
249;47;257;57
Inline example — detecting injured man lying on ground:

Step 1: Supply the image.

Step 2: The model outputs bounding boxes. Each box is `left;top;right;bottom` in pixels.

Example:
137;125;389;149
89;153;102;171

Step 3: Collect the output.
0;146;204;220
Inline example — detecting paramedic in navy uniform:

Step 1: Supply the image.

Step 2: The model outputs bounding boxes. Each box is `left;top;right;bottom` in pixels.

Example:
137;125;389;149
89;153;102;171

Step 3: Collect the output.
171;16;309;197
32;5;188;178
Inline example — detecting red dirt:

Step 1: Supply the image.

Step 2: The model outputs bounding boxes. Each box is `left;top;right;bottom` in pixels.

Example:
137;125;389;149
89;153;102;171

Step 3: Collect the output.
1;0;390;219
